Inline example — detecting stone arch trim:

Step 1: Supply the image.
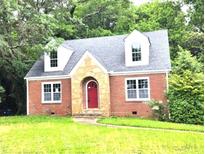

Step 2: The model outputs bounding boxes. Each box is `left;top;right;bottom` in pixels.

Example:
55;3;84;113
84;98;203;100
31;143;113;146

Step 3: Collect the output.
71;53;110;116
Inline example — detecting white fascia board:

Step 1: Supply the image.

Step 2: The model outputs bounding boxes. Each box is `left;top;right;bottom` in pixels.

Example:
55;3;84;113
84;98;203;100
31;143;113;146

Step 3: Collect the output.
109;69;171;76
69;51;108;76
24;69;171;80
24;75;70;81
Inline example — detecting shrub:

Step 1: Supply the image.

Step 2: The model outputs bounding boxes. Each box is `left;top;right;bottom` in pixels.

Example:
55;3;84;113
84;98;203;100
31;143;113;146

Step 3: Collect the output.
168;98;204;124
148;100;169;121
168;48;204;125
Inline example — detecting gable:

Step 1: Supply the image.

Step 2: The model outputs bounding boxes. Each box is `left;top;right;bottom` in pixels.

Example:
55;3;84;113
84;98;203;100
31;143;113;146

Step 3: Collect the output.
124;30;150;67
44;45;74;72
70;51;107;76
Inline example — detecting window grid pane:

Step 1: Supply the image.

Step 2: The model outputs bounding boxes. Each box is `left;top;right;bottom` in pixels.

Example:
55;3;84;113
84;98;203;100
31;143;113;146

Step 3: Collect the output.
132;46;141;61
139;89;148;98
44;93;51;101
50;52;57;59
127;80;136;89
44;84;51;92
138;79;148;99
53;93;60;101
127;90;137;99
50;59;58;67
53;83;61;101
50;51;58;67
53;84;61;92
138;79;148;89
127;80;137;99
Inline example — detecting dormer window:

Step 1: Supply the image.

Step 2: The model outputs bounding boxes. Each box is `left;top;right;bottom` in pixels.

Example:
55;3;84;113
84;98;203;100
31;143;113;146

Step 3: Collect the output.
50;51;58;67
132;44;141;62
124;30;150;66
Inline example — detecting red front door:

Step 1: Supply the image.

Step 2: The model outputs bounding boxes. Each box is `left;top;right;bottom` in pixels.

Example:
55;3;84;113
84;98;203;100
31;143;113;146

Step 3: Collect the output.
87;81;98;108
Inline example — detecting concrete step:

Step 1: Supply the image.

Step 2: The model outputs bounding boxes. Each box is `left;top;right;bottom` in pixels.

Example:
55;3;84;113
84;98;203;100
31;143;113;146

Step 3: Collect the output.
73;113;102;118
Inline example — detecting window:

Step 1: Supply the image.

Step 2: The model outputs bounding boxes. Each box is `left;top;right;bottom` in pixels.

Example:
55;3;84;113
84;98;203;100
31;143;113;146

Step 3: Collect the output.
43;84;52;101
126;78;149;101
53;83;61;101
132;44;141;61
50;51;58;67
42;82;61;103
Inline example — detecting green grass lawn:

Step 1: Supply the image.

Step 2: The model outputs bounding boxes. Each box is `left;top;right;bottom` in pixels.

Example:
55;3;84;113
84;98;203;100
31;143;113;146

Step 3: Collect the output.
0;116;203;154
98;117;204;132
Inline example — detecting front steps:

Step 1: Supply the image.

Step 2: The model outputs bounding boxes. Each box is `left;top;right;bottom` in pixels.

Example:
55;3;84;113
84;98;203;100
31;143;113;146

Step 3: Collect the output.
72;109;102;118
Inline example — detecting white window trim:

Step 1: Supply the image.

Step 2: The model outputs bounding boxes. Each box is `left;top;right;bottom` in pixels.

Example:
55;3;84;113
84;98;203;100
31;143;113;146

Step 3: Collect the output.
41;81;62;103
125;77;150;101
50;52;58;68
132;45;142;62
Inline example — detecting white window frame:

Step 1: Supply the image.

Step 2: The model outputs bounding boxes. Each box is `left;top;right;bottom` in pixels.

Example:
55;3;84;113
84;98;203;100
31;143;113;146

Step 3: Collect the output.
50;51;58;68
41;81;62;103
125;77;150;101
132;44;142;62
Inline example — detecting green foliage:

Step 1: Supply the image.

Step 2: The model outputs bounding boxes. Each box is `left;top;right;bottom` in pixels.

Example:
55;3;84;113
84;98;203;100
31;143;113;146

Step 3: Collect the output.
184;0;204;32
0;86;5;103
75;0;133;33
132;1;188;59
86;28;113;37
181;32;204;62
168;48;204;124
172;46;203;74
148;100;169;121
44;37;65;52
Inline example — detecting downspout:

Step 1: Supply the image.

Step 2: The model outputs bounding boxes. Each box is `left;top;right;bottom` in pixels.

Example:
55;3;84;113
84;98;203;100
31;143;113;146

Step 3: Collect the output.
166;71;169;91
26;79;29;115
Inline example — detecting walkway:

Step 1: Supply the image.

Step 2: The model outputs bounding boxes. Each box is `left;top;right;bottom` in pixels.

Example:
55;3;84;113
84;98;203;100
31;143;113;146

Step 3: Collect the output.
73;117;203;134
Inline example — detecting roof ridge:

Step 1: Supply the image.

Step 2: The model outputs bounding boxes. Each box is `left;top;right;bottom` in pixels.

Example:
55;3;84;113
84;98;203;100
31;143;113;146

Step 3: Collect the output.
64;34;127;42
62;29;168;43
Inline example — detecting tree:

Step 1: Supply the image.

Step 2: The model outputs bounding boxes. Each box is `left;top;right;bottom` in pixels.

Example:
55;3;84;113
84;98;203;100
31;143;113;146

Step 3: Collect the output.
0;0;65;114
74;0;135;35
132;1;188;59
184;0;204;32
168;47;204;124
0;86;5;103
181;31;204;62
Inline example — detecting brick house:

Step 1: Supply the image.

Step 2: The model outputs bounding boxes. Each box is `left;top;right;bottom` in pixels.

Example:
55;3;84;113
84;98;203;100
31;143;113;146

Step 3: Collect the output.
25;30;171;117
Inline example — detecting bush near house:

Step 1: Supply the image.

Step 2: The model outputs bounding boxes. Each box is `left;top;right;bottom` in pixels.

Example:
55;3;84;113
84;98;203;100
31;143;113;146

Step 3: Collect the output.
168;48;204;125
148;100;169;121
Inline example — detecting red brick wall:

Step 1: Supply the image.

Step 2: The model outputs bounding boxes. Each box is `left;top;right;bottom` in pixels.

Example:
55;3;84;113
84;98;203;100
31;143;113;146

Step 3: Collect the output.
28;79;71;115
109;73;167;117
28;73;167;117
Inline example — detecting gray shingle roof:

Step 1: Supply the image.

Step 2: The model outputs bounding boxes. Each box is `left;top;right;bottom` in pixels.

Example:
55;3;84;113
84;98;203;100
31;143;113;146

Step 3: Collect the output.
25;29;171;78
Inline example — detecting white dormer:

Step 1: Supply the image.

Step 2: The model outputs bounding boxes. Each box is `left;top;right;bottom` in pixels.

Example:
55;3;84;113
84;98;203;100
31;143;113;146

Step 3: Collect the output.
125;30;150;67
44;45;73;72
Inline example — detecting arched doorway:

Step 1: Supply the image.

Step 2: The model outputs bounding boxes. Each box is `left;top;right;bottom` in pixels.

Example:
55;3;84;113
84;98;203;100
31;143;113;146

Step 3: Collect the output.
86;80;98;108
